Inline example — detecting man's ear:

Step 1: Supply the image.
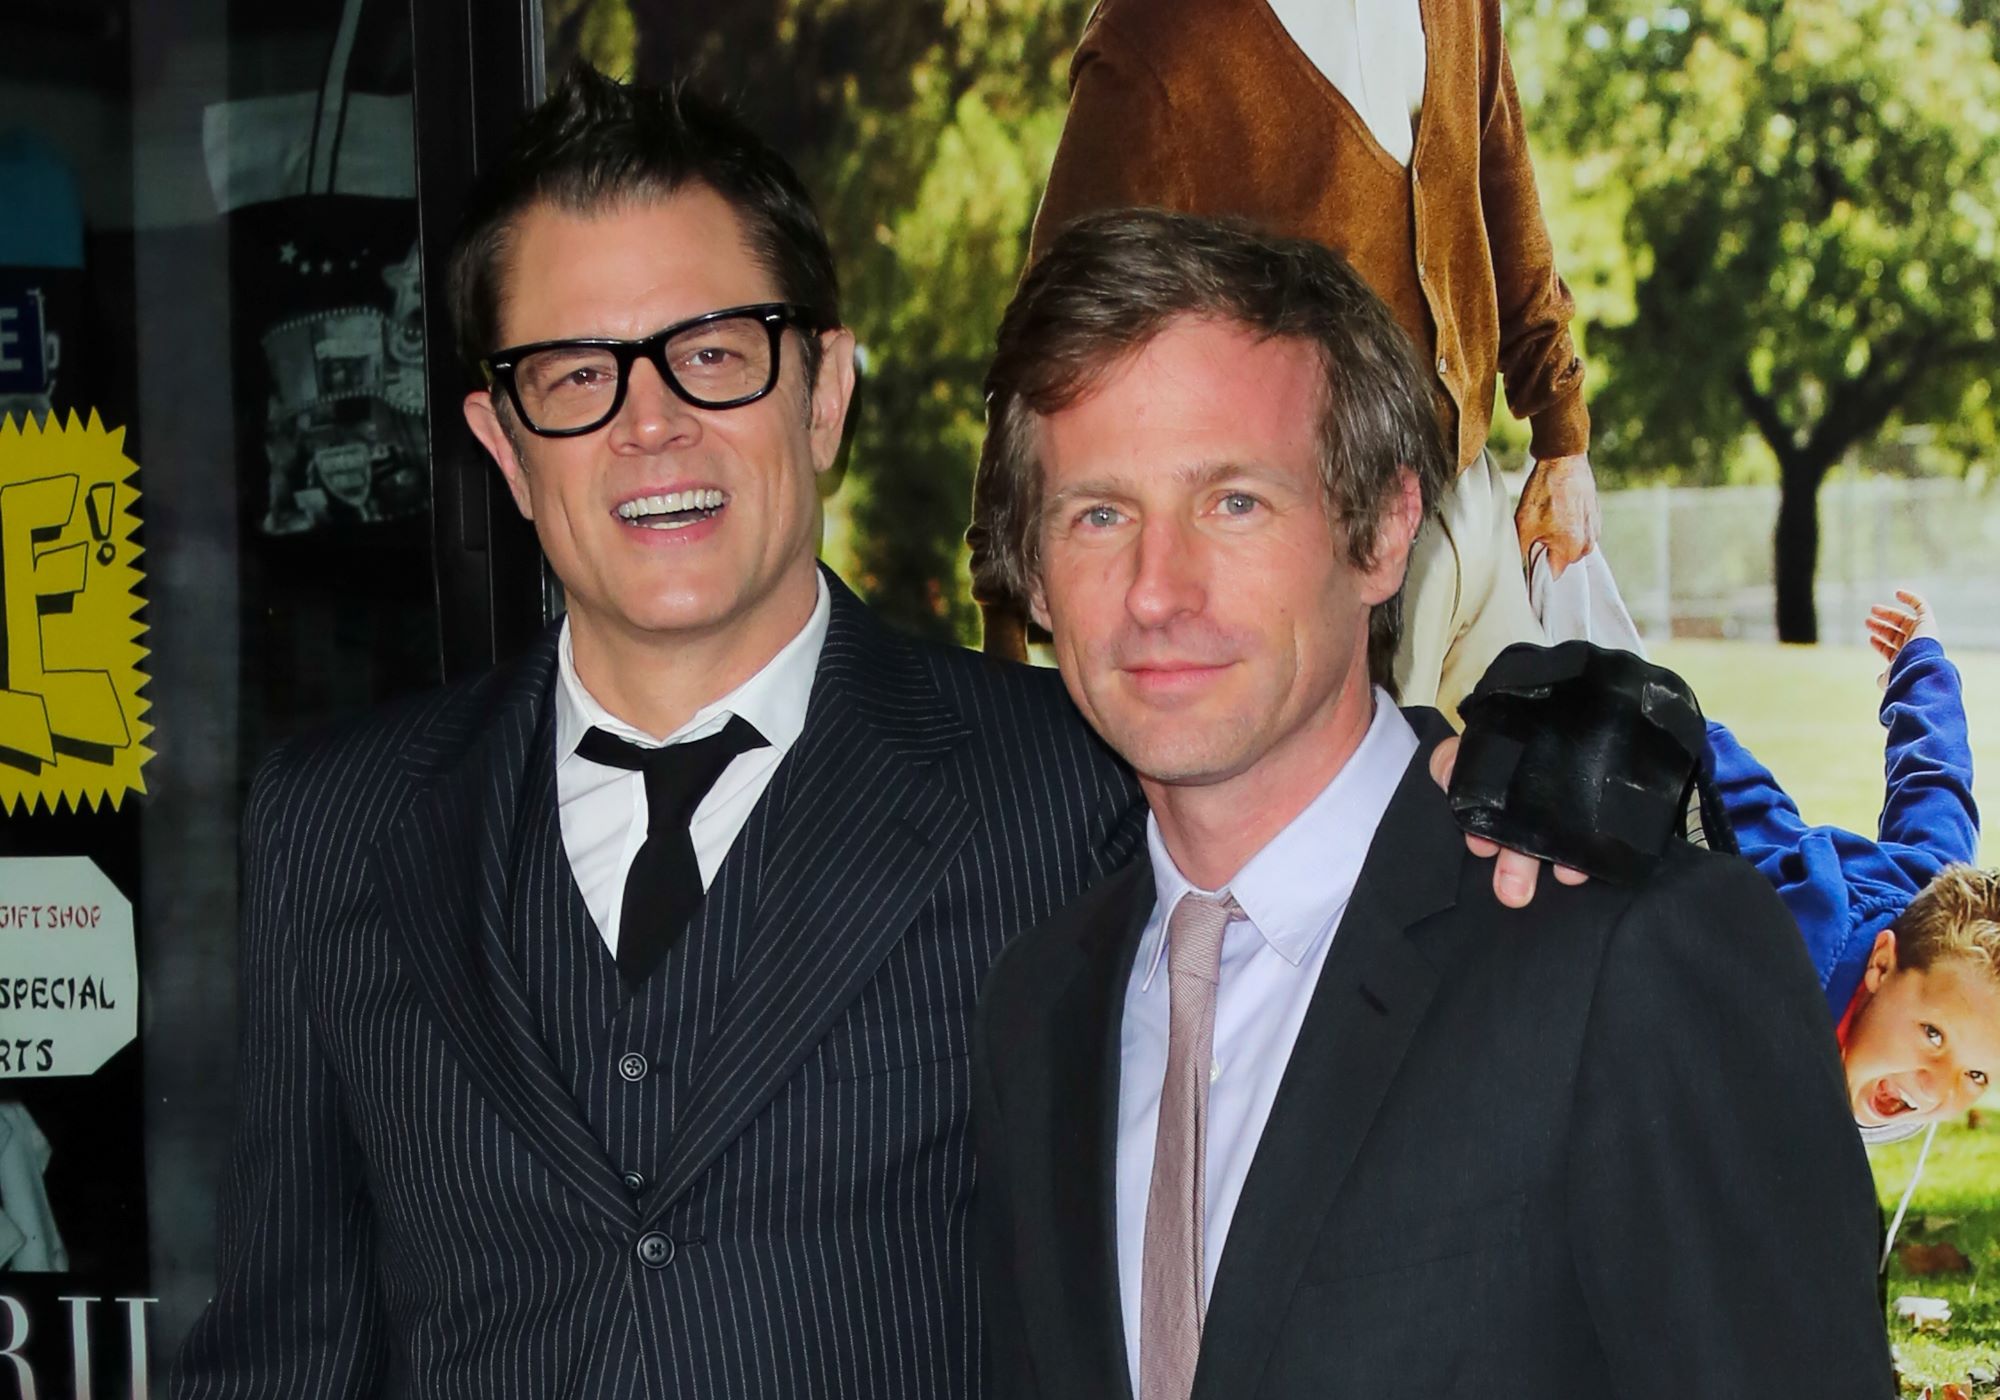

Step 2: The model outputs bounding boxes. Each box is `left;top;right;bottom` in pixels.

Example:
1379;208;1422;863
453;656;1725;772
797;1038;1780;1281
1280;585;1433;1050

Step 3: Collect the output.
1358;465;1424;606
1028;578;1052;635
808;328;858;475
464;388;536;520
1862;926;1901;992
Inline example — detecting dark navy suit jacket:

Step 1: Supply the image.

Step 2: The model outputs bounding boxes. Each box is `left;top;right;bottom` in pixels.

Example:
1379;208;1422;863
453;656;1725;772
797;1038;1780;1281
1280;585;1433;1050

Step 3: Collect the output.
173;570;1143;1400
977;711;1892;1399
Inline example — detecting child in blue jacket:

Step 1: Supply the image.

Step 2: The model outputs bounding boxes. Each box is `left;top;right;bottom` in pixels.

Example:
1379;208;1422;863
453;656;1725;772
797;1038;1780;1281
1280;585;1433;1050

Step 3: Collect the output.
1704;592;1999;1139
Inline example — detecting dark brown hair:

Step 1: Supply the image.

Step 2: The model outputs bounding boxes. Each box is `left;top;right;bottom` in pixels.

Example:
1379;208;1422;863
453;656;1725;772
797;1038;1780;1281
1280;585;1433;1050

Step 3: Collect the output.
445;64;840;385
970;208;1451;689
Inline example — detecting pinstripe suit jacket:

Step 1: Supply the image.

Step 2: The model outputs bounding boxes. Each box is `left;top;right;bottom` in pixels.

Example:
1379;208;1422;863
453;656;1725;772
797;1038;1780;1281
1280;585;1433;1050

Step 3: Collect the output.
172;571;1144;1400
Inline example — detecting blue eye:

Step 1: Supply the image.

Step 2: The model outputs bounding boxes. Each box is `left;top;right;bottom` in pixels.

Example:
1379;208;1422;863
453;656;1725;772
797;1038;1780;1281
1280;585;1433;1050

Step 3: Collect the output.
1080;505;1122;528
1220;492;1259;515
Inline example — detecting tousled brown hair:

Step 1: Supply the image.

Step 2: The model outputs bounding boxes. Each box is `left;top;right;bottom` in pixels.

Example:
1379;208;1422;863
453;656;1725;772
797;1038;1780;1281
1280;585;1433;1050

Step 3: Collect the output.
969;208;1451;688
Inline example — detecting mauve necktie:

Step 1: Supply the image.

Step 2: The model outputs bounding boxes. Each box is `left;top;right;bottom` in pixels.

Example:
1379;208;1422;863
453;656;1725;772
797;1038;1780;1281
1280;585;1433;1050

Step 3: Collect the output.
575;714;767;985
1138;888;1242;1400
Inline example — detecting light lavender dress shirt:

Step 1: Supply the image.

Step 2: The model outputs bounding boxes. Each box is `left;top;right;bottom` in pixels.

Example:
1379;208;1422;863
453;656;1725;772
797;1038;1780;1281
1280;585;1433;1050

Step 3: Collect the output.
1115;691;1420;1393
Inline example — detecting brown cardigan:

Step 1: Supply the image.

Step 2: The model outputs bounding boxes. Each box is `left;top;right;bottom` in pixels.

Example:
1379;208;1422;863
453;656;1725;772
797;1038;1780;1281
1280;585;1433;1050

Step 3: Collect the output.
1024;0;1589;469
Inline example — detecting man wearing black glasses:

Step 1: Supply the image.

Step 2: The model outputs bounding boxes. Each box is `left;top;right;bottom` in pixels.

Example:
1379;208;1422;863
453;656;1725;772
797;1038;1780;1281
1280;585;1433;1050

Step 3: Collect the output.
171;65;1154;1400
173;65;1562;1400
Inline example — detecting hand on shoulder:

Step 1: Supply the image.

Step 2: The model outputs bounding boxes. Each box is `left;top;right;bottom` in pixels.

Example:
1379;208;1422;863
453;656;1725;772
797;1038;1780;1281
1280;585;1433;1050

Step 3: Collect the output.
1429;734;1591;908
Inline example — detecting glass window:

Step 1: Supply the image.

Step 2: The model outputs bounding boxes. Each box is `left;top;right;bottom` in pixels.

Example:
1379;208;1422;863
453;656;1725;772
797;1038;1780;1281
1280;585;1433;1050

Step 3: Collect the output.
0;0;444;1386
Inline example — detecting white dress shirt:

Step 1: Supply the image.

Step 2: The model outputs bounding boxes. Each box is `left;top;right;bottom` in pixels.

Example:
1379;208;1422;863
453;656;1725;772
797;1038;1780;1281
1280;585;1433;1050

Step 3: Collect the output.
553;574;830;957
1116;691;1419;1392
1266;0;1429;165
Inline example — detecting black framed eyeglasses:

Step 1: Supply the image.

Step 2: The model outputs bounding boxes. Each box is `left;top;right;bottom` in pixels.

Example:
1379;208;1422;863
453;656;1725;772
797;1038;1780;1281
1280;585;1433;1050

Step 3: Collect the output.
481;302;819;437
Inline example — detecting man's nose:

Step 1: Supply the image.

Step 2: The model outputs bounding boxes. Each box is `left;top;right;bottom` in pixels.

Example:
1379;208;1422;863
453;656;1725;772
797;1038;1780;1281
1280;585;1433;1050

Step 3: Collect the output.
1125;515;1206;628
610;357;700;450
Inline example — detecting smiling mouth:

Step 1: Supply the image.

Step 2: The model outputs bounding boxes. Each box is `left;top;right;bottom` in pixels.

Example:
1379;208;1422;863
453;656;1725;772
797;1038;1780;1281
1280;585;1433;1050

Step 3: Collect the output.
615;489;727;530
1866;1078;1925;1121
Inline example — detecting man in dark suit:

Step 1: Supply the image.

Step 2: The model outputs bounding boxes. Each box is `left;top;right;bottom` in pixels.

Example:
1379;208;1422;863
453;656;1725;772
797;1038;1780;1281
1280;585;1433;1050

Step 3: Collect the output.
970;209;1894;1399
166;70;1153;1400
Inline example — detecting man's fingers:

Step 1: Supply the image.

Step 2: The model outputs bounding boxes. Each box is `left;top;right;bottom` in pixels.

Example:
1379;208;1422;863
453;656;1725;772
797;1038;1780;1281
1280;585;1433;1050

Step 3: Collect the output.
1462;832;1588;903
1493;849;1540;908
1430;734;1460;790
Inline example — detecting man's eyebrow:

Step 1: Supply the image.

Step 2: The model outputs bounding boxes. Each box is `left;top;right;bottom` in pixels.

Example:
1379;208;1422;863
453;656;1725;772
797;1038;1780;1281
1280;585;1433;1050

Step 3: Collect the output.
1042;479;1131;516
1044;460;1270;515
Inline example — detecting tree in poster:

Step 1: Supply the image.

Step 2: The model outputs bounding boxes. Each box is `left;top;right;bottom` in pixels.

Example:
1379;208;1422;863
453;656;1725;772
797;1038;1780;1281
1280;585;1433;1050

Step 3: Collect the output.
1517;0;2000;642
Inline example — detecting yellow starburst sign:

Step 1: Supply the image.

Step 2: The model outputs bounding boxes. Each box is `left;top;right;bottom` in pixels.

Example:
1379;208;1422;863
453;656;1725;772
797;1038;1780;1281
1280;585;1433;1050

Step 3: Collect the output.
0;411;151;814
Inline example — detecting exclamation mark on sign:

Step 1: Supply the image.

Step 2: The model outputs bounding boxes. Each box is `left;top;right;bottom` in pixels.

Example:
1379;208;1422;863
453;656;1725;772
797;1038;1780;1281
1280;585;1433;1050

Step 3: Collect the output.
85;481;115;564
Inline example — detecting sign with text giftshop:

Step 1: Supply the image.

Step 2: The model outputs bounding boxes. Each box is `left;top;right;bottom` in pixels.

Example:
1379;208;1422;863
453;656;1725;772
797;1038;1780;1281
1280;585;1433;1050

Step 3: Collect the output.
0;856;138;1076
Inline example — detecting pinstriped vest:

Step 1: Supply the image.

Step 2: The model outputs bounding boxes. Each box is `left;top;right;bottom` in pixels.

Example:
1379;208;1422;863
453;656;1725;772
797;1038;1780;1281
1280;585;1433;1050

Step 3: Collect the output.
505;699;788;1195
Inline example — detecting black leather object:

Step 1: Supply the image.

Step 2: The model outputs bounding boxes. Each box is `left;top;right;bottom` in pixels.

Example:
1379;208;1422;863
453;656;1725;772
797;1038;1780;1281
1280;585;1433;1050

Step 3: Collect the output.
1449;641;1717;884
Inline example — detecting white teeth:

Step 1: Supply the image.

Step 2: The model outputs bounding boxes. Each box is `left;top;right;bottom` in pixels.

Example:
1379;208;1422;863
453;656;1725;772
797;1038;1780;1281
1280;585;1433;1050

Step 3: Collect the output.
616;489;726;520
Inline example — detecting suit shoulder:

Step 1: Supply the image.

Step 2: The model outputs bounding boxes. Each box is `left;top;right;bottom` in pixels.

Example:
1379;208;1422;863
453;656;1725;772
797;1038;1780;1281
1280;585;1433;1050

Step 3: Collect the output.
1441;834;1807;1005
1503;840;1837;1058
982;856;1147;1021
252;670;474;795
917;639;1115;757
1614;841;1822;979
246;659;520;843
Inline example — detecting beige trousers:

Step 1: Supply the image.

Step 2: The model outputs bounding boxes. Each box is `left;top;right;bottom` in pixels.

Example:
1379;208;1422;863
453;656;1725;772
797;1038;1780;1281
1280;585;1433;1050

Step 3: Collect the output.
1393;451;1545;727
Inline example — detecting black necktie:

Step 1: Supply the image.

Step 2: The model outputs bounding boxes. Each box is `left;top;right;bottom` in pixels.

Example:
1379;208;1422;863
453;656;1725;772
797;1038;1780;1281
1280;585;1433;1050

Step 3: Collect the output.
577;714;769;985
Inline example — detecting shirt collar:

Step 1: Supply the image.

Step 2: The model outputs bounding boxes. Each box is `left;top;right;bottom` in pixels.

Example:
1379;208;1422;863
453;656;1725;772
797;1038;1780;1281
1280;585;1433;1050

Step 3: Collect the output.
555;572;831;762
1138;690;1420;990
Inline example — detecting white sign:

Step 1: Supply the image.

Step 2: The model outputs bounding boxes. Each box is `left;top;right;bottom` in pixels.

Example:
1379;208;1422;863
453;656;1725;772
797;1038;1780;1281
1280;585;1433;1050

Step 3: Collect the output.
0;857;137;1077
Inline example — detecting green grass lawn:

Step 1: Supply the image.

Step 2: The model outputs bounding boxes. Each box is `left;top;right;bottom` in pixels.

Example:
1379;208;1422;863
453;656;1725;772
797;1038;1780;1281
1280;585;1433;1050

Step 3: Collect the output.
1868;1118;2000;1394
1655;639;1999;1392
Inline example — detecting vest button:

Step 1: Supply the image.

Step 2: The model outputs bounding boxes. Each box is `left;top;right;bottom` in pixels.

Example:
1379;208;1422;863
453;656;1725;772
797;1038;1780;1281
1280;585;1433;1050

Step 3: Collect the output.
618;1051;650;1083
636;1231;676;1269
622;1171;646;1193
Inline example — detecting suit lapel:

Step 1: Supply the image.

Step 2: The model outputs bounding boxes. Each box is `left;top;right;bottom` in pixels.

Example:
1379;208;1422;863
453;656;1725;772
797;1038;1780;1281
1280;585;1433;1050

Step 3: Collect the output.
1193;714;1465;1400
648;575;978;1211
370;626;635;1226
1044;860;1152;1400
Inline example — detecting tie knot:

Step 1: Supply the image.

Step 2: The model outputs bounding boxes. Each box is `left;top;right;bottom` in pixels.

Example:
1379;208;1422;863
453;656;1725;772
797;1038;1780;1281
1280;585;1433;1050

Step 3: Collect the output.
1164;890;1240;984
577;714;769;831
